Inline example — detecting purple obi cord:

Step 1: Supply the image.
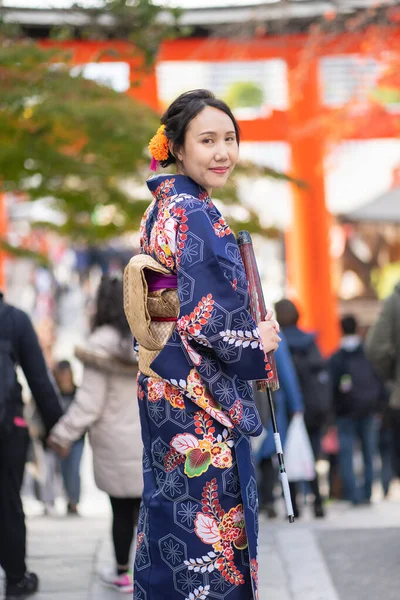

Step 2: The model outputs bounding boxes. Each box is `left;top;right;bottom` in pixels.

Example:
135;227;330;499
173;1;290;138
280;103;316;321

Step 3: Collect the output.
145;269;177;292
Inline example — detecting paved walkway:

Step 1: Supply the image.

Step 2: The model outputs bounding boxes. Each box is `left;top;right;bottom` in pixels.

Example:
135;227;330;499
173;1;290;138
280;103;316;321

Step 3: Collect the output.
4;284;399;599
4;480;398;600
2;443;399;599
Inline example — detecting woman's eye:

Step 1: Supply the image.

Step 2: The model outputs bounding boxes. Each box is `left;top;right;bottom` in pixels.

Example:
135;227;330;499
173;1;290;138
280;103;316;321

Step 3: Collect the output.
226;136;235;142
202;138;213;144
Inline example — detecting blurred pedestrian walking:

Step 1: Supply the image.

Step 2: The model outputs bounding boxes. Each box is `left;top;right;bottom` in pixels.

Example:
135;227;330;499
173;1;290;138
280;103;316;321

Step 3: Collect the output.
329;315;384;505
321;424;341;499
48;275;142;594
36;446;61;516
53;360;84;515
275;299;330;517
0;292;63;600
376;408;393;497
366;281;400;484
256;332;304;518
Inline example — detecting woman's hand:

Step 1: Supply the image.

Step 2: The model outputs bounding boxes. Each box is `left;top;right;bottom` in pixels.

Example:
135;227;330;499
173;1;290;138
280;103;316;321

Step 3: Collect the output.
258;310;281;354
47;436;71;459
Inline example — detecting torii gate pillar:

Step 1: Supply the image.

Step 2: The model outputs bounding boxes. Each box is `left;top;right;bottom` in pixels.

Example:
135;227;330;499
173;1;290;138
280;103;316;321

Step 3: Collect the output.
285;56;340;355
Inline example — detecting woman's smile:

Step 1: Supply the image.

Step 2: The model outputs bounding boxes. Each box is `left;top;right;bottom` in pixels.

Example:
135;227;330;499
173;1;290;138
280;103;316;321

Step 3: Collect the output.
209;167;229;174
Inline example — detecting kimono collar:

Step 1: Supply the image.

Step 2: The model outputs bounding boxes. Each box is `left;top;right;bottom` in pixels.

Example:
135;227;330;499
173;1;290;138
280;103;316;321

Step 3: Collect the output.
146;174;211;203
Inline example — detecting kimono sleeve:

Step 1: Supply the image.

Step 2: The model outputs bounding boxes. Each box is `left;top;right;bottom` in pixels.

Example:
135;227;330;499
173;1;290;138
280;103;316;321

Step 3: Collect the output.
151;204;270;382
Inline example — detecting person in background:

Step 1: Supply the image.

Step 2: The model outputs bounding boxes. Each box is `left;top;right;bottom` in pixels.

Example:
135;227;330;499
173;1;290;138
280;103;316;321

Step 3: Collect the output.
0;292;63;600
376;400;393;498
321;424;342;499
21;323;62;518
36;443;62;516
48;275;142;594
275;298;329;518
366;281;400;484
53;360;85;515
257;332;304;518
29;317;62;517
329;315;384;505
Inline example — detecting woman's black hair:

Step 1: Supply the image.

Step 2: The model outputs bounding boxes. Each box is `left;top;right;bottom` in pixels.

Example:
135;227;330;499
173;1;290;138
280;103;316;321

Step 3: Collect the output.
160;89;240;168
91;274;131;338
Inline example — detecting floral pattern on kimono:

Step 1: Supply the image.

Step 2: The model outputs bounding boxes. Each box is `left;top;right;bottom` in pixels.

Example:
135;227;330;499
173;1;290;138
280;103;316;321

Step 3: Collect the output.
134;174;270;600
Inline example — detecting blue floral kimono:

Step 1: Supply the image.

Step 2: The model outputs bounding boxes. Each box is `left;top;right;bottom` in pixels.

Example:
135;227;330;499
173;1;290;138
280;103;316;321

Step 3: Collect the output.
134;174;272;600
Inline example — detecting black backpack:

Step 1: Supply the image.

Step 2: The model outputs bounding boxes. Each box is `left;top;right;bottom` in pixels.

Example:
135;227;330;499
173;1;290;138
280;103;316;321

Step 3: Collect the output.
0;304;18;437
336;347;383;417
290;341;332;429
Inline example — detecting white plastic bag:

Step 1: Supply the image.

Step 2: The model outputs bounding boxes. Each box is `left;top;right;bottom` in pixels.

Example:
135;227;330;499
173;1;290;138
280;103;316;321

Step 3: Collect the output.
284;414;316;482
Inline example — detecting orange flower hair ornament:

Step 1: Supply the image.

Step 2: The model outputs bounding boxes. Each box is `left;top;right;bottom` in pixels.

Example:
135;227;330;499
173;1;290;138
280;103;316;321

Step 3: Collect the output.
148;124;169;171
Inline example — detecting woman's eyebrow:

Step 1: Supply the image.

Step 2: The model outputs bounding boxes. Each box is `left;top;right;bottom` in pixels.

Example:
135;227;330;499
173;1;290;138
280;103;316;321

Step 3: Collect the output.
197;130;236;136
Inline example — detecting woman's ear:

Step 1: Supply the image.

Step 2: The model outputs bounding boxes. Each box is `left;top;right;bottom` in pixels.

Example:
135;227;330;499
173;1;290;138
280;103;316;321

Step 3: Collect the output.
170;140;183;163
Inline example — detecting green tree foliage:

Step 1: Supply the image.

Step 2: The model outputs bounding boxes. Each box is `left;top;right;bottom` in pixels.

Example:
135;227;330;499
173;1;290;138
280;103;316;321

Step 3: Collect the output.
0;38;159;242
0;1;178;243
225;81;264;109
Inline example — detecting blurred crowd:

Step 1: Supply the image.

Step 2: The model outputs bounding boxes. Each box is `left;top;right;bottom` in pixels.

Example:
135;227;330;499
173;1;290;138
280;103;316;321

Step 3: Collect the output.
0;273;141;596
1;267;400;597
257;295;399;520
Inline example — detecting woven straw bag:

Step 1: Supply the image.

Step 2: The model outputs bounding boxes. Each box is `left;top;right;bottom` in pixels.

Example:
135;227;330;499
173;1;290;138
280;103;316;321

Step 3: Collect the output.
123;253;179;378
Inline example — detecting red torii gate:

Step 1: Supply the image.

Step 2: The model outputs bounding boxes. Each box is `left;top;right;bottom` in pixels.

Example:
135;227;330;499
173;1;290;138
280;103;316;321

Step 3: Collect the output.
4;30;397;354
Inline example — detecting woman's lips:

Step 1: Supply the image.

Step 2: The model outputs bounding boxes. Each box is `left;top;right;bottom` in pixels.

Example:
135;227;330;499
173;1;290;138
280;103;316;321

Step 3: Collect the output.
210;167;229;174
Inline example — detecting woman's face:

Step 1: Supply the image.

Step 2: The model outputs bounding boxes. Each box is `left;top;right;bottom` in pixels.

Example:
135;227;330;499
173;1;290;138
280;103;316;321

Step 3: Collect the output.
175;106;239;195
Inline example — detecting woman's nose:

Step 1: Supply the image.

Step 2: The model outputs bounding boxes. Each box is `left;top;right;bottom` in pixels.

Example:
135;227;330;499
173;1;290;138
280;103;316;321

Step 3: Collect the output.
215;144;229;161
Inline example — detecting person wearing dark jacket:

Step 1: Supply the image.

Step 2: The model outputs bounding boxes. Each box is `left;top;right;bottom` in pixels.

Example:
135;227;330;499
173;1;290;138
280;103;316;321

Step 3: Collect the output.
329;315;384;505
0;293;63;600
53;360;84;515
366;281;400;480
256;332;304;518
275;299;328;517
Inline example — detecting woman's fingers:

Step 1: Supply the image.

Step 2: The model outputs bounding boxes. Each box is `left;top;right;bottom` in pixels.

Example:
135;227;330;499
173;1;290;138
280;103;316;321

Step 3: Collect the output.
270;331;281;349
258;320;281;353
261;320;281;337
272;319;280;333
48;437;70;458
264;310;280;332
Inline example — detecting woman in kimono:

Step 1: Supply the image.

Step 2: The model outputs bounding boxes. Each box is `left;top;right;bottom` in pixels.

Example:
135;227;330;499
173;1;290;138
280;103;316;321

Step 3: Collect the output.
133;89;280;600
